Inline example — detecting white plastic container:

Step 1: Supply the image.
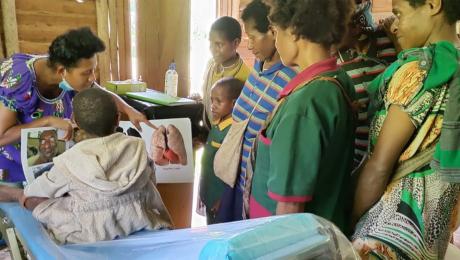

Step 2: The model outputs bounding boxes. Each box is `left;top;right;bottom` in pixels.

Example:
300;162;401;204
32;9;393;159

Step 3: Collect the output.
165;61;178;97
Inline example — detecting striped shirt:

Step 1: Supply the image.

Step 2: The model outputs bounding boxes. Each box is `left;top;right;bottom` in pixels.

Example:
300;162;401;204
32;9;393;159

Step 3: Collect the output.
337;30;397;167
233;60;297;191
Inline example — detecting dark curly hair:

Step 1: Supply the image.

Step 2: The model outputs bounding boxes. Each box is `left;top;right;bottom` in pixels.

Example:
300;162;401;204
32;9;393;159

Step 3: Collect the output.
48;27;106;69
214;77;244;100
73;88;118;137
210;16;242;41
269;0;354;46
241;0;271;33
406;0;460;24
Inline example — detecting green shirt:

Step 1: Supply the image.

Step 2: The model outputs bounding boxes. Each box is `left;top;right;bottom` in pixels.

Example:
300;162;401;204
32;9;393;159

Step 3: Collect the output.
199;117;232;208
250;58;356;233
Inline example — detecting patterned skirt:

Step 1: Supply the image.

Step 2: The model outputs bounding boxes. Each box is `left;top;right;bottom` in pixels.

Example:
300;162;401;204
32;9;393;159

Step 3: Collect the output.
352;167;460;259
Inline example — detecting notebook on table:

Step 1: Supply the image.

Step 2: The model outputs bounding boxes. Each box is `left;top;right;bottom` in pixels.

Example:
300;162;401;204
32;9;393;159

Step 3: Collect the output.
126;90;196;106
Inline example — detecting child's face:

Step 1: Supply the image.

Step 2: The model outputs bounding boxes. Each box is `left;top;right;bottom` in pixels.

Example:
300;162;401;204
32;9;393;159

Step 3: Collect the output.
210;85;234;121
209;31;239;65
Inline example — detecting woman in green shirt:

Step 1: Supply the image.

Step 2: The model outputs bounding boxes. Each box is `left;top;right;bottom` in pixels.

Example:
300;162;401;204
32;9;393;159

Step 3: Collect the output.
248;0;356;233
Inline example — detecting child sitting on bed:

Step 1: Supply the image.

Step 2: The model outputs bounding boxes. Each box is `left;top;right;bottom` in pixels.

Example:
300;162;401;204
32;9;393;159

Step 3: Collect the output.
198;77;244;224
0;88;172;244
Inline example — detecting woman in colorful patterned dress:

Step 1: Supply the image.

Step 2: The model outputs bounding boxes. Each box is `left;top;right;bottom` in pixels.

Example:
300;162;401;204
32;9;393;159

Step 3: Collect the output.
0;27;152;185
352;0;460;259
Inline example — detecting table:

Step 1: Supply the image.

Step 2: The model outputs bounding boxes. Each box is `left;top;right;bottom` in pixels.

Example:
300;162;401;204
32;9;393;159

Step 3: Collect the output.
122;94;204;228
122;96;205;138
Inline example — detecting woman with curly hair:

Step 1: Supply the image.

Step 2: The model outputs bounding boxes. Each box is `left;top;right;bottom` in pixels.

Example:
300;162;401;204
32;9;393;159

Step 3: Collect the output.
0;27;152;185
352;0;460;258
248;0;356;233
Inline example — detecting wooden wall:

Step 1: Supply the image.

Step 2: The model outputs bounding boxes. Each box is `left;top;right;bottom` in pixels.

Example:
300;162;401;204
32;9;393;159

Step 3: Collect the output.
0;0;97;56
0;0;130;84
0;2;5;58
373;0;393;21
15;0;97;54
136;0;191;96
0;0;102;79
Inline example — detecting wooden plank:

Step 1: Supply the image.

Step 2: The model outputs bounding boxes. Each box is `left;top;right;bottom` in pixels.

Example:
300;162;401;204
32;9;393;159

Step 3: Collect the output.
136;0;161;89
16;10;95;20
159;0;191;96
0;3;5;58
96;0;111;85
116;0;129;80
373;0;392;13
17;25;97;44
232;0;240;18
108;0;119;81
1;0;19;56
18;41;49;54
157;183;193;228
16;0;96;15
0;34;4;59
136;0;191;96
16;11;97;29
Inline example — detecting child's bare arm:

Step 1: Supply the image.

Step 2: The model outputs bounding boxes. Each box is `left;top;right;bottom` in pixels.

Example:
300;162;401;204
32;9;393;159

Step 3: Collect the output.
0;185;23;202
0;185;48;211
20;195;48;211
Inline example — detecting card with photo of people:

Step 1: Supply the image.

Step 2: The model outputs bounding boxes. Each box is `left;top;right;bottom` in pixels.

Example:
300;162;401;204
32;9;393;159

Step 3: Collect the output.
20;127;74;184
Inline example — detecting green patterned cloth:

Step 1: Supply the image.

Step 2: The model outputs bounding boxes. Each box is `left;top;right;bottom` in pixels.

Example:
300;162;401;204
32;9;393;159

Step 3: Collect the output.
431;48;460;183
353;42;460;259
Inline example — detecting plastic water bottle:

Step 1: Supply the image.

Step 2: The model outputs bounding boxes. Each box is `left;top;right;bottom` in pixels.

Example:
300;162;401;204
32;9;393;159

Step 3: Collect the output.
165;61;178;97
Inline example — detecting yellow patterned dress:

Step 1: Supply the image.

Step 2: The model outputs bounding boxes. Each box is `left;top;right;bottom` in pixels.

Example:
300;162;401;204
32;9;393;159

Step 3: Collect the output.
352;57;460;259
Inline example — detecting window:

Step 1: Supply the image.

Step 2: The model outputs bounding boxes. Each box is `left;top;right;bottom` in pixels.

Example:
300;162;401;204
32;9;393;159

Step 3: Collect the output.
189;0;217;95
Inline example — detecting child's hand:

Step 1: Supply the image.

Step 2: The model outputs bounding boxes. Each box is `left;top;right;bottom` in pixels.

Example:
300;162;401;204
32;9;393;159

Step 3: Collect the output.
21;196;48;211
125;106;158;131
196;195;206;216
210;200;221;216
